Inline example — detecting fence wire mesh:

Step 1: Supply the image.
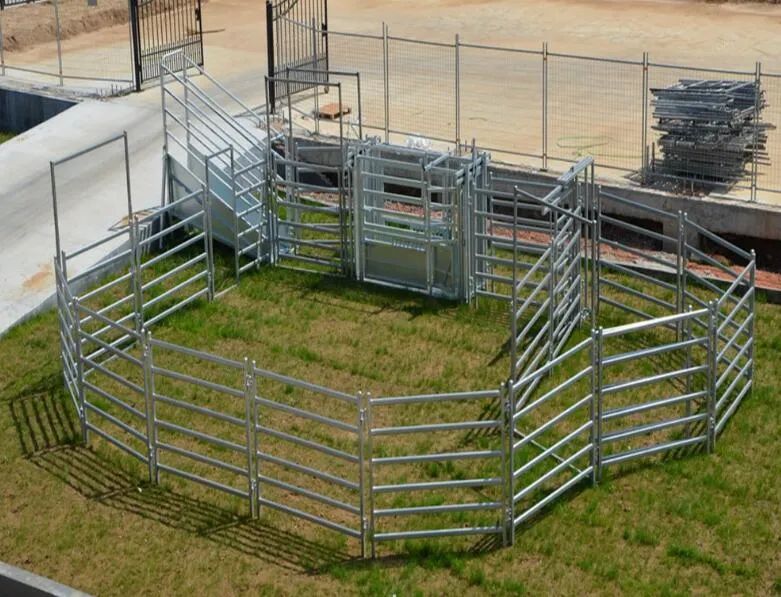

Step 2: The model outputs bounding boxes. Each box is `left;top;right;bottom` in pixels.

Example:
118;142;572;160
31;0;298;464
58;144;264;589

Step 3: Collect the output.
0;0;134;94
758;72;781;197
386;36;456;144
322;24;780;202
548;54;644;173
327;31;385;135
460;44;542;164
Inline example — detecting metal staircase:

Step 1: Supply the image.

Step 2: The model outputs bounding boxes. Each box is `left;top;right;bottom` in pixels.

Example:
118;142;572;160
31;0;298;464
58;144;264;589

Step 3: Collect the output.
161;52;270;281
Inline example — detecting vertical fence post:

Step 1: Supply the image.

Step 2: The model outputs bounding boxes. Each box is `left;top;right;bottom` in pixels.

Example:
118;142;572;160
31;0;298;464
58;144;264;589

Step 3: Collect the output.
706;301;718;453
684;305;694;418
312;17;320;136
382;23;390;143
641;52;649;179
266;1;276;112
541;42;549;171
0;10;6;78
72;298;89;445
183;56;191;150
590;327;602;485
365;391;376;559
510;189;519;380
593;185;602;320
455;33;461;153
244;359;258;518
53;0;64;86
230;146;241;285
548;207;558;362
202;181;215;301
751;62;761;203
130;218;144;334
143;331;158;483
675;211;686;340
748;251;756;385
358;391;368;559
501;381;515;546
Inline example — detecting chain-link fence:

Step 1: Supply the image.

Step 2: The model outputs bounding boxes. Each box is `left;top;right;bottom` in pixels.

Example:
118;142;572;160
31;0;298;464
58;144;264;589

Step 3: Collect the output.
316;24;780;203
0;0;134;95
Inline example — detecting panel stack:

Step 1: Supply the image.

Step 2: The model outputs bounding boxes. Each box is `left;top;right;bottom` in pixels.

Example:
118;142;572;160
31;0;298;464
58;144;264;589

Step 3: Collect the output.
650;79;772;191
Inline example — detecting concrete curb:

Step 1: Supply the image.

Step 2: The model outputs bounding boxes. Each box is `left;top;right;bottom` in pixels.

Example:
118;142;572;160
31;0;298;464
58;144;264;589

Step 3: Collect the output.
0;561;92;597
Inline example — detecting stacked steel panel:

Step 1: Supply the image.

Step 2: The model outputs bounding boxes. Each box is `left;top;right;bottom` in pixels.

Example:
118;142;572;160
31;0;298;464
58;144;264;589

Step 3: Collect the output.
650;79;771;188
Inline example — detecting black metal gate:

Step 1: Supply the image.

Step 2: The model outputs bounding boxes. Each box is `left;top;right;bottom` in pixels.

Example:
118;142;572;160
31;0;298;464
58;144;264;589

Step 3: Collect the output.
0;0;35;9
129;0;205;91
266;0;329;109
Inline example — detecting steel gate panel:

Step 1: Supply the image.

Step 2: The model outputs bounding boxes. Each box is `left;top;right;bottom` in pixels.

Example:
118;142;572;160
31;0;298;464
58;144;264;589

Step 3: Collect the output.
130;0;204;91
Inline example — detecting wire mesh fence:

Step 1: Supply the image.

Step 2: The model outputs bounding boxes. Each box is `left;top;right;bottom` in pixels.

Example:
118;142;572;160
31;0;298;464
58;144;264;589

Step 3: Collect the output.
317;23;781;203
548;53;644;174
459;43;542;165
386;36;456;145
0;0;135;94
327;31;385;135
758;72;781;199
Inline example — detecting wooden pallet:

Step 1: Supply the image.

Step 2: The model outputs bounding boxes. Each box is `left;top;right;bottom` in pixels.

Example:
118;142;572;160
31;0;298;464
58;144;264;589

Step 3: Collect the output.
317;103;352;120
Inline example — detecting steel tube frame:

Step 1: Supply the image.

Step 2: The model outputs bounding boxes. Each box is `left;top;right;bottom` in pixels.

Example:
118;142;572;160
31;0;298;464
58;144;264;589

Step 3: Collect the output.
51;96;759;559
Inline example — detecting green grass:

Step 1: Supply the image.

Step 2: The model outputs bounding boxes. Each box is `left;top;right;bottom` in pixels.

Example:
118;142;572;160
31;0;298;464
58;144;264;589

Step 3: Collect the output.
0;245;779;595
0;131;15;144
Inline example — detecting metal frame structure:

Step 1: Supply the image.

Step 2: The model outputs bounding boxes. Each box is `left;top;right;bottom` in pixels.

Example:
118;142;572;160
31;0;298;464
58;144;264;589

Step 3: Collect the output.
48;55;757;558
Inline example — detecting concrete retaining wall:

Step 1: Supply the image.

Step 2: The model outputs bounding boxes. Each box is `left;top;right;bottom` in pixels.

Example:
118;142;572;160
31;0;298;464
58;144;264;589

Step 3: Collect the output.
0;86;76;134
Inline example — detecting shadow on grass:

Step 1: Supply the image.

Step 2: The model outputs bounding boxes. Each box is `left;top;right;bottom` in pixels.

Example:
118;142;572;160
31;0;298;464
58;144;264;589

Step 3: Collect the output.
6;381;356;574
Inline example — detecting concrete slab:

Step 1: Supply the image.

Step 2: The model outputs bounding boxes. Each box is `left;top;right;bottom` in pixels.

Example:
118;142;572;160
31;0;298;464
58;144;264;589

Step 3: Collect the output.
0;90;165;334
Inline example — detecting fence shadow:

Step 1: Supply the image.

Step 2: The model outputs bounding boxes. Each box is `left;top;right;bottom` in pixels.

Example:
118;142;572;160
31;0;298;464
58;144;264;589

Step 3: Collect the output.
6;381;355;575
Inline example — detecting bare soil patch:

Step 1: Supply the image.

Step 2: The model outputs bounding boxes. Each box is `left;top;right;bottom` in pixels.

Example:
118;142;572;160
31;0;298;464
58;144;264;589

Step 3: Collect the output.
1;0;207;53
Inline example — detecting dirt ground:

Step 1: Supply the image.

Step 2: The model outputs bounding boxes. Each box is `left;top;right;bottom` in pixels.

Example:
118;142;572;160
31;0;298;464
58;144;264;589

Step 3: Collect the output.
1;0;129;53
4;0;781;188
4;0;781;68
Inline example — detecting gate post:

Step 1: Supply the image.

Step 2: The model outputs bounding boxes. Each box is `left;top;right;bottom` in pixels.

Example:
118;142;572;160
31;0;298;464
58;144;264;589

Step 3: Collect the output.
641;52;649;178
266;1;276;112
590;327;603;485
130;218;145;334
593;186;602;320
365;392;376;559
548;206;558;363
129;0;143;92
706;301;718;453
143;331;159;484
501;380;515;546
675;211;686;341
751;62;761;203
383;23;390;143
455;33;461;152
72;298;89;446
358;391;369;559
244;359;258;518
541;42;549;171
